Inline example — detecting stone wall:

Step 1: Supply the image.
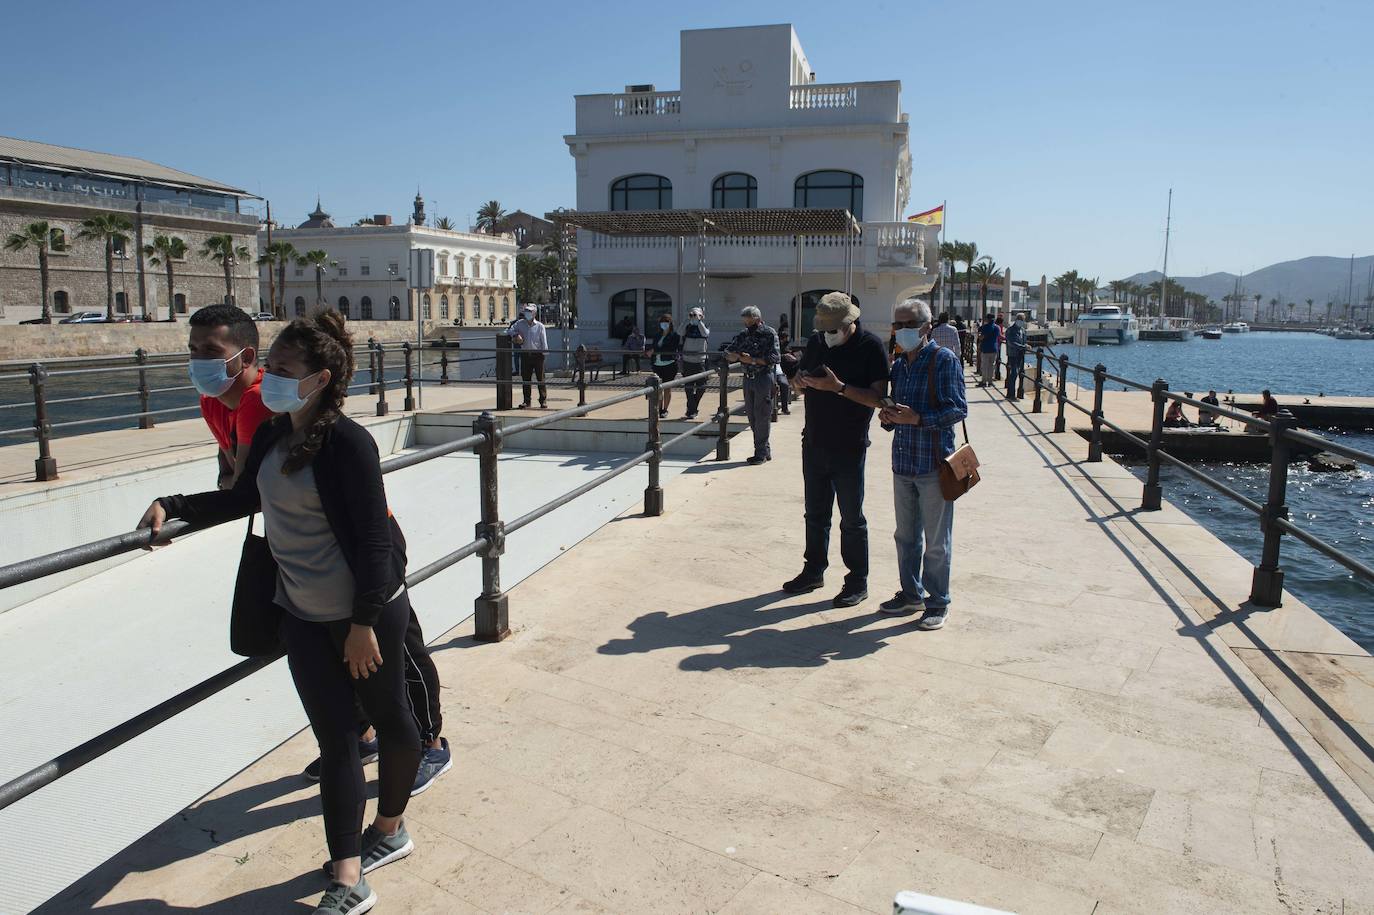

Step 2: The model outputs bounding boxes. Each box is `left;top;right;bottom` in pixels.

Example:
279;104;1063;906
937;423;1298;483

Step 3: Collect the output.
0;319;445;361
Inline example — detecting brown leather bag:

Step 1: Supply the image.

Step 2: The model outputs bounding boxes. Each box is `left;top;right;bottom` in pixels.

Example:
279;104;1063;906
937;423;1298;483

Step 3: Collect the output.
927;351;980;501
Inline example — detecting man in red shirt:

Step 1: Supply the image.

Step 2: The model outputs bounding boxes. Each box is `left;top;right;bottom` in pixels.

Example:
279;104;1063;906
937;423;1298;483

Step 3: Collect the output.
187;304;275;488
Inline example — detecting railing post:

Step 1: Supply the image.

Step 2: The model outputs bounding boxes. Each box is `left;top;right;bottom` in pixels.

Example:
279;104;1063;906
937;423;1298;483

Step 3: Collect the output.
439;336;450;385
1032;348;1045;414
1250;410;1294;607
367;337;378;395
1016;348;1026;399
29;363;57;482
1088;363;1106;462
133;348;155;430
715;360;731;461
373;342;389;416
644;376;664;516
1141;378;1168;511
472;411;510;641
574;345;588;407
1054;354;1069;433
495;335;513;412
402;342;416;411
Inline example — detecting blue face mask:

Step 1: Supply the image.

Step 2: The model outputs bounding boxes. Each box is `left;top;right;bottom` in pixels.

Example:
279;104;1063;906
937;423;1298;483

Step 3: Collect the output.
894;328;924;352
260;370;322;414
188;348;245;397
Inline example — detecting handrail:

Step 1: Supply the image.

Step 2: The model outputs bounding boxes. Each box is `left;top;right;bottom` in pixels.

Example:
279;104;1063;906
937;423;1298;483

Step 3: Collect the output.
1017;345;1374;607
0;360;753;811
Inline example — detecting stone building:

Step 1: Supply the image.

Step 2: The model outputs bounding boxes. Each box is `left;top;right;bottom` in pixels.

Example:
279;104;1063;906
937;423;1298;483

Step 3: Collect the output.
0;136;258;323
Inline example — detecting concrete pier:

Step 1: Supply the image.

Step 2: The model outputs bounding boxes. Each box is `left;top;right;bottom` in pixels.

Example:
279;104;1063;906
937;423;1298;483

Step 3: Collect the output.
7;383;1374;914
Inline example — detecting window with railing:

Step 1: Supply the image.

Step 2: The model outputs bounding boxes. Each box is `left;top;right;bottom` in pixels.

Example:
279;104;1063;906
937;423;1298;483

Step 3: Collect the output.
610;174;672;211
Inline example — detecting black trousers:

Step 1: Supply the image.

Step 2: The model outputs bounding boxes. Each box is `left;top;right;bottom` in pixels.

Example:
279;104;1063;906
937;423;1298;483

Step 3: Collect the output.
284;591;422;861
682;361;708;415
352;605;443;743
802;444;869;588
521;352;547;406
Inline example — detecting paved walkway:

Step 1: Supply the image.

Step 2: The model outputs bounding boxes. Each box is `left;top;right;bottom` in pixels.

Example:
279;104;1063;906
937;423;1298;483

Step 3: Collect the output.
33;384;1374;914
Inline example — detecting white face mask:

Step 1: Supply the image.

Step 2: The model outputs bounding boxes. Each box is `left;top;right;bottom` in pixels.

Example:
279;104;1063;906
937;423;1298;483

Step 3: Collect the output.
894;328;924;352
659;322;670;332
823;327;848;348
260;370;322;414
188;348;245;398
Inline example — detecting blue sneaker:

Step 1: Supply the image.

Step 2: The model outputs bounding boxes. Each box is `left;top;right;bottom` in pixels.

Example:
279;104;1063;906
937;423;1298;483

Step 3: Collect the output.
410;737;452;796
304;735;380;783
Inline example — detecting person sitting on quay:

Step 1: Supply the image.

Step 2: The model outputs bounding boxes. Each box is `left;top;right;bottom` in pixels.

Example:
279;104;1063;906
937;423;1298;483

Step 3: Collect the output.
1199;390;1221;427
1257;389;1281;421
1164;397;1192;428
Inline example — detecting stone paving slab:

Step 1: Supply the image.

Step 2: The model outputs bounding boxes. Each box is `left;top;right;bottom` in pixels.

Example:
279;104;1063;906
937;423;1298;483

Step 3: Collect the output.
30;382;1374;915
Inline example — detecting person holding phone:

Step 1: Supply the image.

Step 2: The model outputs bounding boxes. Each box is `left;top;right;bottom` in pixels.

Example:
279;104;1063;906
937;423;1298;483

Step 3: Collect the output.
724;306;781;464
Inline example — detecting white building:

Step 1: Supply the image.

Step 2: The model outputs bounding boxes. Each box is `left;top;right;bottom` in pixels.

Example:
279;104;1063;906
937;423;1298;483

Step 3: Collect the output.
564;24;935;341
259;195;518;327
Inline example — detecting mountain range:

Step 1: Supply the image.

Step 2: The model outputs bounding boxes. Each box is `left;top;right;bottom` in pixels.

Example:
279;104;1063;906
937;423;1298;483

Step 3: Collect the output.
1123;255;1374;311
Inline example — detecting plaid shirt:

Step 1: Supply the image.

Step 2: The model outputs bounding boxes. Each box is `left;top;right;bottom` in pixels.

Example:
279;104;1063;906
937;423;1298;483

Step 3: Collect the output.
930;321;960;354
889;341;968;476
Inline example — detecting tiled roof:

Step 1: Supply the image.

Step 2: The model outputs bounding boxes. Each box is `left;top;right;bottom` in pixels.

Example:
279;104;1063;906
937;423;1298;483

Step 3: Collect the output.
0;135;248;195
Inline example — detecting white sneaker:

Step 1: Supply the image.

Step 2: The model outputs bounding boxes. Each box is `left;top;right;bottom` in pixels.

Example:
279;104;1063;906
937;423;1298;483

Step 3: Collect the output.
916;609;948;630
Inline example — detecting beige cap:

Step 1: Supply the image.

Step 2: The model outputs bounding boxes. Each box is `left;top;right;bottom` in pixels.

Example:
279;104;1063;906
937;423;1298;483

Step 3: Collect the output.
813;292;860;331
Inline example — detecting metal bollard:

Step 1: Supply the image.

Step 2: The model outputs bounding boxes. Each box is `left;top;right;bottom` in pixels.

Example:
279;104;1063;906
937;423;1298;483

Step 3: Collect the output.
29;363;57;482
373;343;389;416
495;335;513;412
367;337;379;395
1088;363;1106;462
439;337;450;386
1053;354;1069;433
402;342;416;412
715;361;731;461
472;411;510;641
1032;349;1045;414
574;345;588;407
1250;410;1294;606
645;376;664;516
1141;378;1168;510
134;348;155;430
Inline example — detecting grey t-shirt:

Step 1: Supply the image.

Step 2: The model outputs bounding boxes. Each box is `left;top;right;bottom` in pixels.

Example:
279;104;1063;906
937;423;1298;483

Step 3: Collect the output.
257;440;356;622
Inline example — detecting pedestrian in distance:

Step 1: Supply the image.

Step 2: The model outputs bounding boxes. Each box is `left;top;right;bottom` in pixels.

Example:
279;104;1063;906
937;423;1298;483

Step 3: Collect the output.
138;311;425;915
787;292;891;608
777;329;795;414
977;314;999;386
724;305;781;464
1004;311;1028;400
681;307;711;419
623;325;646;375
649;313;682;417
930;311;960;355
187;304;275;489
878;298;968;630
994;315;1005;380
508;304;549;409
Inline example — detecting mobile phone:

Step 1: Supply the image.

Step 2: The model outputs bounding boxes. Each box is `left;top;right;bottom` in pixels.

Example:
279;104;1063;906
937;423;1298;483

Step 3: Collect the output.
879;397;896;409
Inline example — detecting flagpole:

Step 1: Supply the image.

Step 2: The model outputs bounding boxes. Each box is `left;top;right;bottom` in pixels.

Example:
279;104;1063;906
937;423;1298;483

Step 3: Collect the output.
940;199;947;315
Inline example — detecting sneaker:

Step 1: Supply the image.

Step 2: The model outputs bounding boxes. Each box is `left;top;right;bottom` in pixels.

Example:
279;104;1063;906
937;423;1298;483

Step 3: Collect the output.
746;455;766;465
879;592;923;615
411;738;453;796
832;585;868;608
311;879;376;915
659;408;668;418
517;402;531;409
323;822;415;879
782;572;824;594
685;412;698;420
304;736;379;783
916;608;948;630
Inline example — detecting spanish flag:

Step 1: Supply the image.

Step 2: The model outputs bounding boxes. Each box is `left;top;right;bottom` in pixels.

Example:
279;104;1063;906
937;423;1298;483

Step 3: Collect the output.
907;204;944;227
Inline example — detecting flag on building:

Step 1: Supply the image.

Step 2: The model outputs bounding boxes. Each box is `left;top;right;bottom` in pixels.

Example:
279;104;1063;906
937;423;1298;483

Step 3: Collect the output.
906;204;944;226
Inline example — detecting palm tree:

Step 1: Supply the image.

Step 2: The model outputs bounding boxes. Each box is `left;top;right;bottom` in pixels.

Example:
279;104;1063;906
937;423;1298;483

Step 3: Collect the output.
77;214;134;320
4;221;65;323
476;201;506;235
435;216;457;230
1079;276;1099;315
143;234;189;321
296;249;334;307
1251;293;1262;322
938;241;960;314
1305;298;1314;323
956;241;978;318
200;234;251;307
1108;279;1128;303
259;241;299;318
1325;301;1334;325
353;217;376;227
968;257;999;313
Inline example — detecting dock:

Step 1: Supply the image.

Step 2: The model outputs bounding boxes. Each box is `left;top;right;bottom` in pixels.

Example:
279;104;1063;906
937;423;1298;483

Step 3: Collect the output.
6;379;1371;914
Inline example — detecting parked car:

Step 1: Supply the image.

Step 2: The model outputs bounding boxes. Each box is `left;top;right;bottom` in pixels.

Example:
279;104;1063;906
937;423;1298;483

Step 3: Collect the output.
19;317;48;324
59;312;107;324
252;312;276;321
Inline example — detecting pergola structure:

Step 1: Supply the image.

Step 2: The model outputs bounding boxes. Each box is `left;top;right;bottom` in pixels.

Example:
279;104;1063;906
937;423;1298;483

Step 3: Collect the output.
546;207;863;331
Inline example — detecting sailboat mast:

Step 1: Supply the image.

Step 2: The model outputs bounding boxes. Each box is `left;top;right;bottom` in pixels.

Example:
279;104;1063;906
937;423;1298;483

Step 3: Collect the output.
1160;188;1172;321
1348;253;1356;322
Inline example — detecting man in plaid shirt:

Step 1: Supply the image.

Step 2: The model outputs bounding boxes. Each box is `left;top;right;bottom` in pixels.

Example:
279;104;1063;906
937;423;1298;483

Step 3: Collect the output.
878;298;968;630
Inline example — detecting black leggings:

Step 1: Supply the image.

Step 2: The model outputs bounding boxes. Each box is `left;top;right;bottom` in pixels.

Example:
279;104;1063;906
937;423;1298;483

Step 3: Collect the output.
284;591;422;861
351;603;442;743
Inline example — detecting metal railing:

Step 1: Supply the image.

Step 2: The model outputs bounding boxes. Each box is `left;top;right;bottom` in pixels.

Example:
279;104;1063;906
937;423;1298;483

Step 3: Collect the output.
1006;346;1374;606
0;360;751;811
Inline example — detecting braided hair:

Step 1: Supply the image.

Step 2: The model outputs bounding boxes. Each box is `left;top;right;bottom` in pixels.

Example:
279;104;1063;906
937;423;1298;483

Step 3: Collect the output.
277;309;354;474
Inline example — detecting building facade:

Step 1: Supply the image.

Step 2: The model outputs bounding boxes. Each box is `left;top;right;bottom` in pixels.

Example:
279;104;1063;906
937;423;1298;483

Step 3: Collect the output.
565;24;936;341
0;136;258;323
260;197;519;326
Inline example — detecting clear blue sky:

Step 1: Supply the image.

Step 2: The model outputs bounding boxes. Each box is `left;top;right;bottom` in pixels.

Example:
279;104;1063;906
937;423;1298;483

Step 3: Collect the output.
7;0;1370;282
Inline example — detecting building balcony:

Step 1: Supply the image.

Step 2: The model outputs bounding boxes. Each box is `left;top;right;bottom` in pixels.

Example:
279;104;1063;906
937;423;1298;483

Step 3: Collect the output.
580;220;935;277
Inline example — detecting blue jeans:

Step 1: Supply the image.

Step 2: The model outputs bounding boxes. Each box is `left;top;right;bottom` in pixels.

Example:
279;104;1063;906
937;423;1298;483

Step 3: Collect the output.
893;471;954;609
803;445;868;587
1005;347;1024;396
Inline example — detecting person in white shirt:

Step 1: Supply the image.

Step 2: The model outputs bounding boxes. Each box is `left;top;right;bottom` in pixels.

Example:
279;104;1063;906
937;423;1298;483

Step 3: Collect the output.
508;305;549;408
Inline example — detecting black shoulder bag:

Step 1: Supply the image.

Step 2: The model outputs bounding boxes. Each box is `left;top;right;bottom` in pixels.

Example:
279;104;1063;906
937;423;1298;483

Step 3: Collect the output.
230;513;284;657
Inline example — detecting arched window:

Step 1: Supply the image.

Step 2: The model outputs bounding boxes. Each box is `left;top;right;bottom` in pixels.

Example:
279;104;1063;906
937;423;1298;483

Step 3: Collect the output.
794;170;863;220
422;294;432;319
115;292;129;313
174;293;187;314
438;254;449;275
338;296;350;318
791;289;860;338
294;295;306;316
487;296;496;322
458;295;465;320
440;295;449;319
610;174;672;211
388;296;401;320
455;255;465;278
501;259;510;281
712;173;757;208
608;288;671;340
471;256;481;278
501;295;510;320
361;296;373;319
53;290;70;313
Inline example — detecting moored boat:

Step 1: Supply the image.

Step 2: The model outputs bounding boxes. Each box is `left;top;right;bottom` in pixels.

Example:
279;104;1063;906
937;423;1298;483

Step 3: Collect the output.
1077;304;1140;344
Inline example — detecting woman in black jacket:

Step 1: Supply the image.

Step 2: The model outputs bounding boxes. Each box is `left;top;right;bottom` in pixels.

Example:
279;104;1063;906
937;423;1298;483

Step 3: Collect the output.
649;312;682;418
139;311;420;915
